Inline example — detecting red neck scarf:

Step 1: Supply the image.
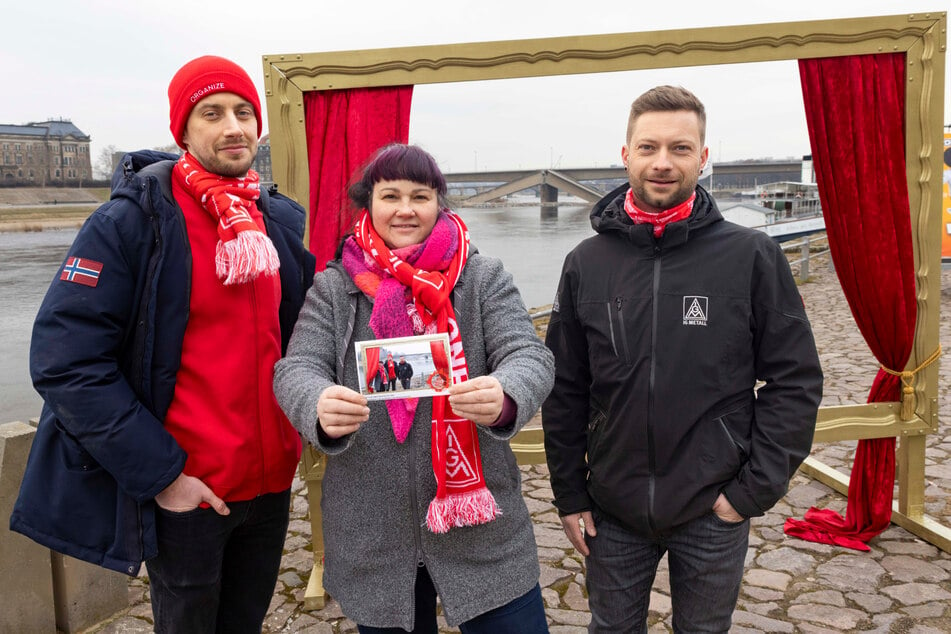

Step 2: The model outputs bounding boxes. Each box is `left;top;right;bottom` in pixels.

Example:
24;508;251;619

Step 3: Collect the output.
350;209;500;533
173;152;279;285
624;188;696;237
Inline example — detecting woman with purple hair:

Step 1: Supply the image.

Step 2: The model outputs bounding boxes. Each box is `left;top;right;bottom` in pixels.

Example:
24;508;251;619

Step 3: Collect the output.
274;143;554;633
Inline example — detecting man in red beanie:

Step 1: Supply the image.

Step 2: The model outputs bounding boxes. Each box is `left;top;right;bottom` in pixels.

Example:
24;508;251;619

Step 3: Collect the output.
11;55;315;633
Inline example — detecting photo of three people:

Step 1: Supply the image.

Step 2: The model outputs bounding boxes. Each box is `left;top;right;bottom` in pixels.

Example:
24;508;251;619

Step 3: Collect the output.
355;333;452;401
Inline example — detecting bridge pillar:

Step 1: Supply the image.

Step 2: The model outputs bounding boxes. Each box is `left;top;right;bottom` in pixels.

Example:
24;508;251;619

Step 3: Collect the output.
540;184;558;219
540;184;558;206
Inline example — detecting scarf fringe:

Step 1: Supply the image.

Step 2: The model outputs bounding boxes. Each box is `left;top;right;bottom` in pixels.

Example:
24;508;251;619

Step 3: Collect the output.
216;230;280;285
425;487;502;534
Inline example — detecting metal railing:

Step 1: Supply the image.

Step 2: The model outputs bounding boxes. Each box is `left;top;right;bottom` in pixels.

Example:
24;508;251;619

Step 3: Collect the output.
781;232;832;283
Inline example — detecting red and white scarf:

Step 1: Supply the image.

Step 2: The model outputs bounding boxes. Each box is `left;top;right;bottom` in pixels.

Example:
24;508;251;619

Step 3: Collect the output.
348;209;501;533
624;188;696;237
173;152;280;285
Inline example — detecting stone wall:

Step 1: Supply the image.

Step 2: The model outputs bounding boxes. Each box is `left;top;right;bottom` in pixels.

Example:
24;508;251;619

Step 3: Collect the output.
0;421;127;633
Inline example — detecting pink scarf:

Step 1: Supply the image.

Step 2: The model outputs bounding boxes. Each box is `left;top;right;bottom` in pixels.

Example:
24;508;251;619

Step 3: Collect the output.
343;210;501;533
624;188;696;237
173;152;279;284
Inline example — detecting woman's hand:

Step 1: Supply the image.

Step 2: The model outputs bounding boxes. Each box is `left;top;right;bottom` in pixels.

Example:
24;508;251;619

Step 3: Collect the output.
447;375;504;426
317;385;369;438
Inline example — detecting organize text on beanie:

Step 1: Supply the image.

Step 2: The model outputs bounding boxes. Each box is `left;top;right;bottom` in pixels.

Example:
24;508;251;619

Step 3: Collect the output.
190;83;226;103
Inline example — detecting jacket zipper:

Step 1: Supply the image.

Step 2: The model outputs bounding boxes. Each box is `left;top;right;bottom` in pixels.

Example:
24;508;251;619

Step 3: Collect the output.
647;248;662;532
615;297;630;365
136;185;162;569
717;415;744;460
605;302;619;357
131;188;163;412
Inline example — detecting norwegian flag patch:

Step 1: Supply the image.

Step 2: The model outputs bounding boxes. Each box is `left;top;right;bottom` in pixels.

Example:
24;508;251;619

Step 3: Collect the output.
60;257;103;288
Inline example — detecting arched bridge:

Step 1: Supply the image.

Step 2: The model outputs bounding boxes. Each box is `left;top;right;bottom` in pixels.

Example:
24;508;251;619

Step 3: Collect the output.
445;159;805;205
446;167;625;205
463;169;605;205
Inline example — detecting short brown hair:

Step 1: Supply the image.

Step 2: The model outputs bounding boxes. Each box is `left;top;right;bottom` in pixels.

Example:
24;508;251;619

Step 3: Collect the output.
626;85;706;146
348;143;448;211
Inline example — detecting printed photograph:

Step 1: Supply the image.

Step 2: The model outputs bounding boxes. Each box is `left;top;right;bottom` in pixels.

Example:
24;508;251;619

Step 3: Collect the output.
354;333;452;401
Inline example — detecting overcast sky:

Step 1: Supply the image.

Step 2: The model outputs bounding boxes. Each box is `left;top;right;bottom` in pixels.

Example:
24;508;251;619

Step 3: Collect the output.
3;1;947;175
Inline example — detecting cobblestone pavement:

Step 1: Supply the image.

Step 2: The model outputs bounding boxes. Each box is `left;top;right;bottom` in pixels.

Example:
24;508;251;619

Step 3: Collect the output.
86;264;951;633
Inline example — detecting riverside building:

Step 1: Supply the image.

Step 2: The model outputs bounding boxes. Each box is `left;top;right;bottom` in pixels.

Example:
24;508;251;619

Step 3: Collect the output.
0;119;91;186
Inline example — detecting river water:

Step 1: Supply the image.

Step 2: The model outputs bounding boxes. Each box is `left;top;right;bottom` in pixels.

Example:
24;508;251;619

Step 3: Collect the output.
0;204;594;424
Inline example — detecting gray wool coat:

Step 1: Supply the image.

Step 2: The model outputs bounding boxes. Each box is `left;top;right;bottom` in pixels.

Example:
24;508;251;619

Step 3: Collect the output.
273;251;555;629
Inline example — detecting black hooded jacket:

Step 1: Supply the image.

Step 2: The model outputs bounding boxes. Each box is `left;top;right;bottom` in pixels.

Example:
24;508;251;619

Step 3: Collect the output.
542;184;823;535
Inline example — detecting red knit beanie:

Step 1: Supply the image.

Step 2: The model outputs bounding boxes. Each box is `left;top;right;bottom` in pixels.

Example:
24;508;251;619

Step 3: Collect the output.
167;55;262;149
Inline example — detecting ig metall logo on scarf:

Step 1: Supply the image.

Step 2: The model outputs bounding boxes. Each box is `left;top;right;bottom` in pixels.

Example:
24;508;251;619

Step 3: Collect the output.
682;296;708;326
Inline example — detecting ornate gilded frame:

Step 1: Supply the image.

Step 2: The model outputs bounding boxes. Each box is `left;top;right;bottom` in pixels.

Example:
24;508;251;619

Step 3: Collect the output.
263;12;948;579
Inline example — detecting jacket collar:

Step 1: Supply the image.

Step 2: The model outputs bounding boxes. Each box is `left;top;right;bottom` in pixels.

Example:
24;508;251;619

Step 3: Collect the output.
113;150;272;221
590;184;722;249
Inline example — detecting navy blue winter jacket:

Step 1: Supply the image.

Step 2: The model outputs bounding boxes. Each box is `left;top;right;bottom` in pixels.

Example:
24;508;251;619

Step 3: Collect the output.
9;150;315;575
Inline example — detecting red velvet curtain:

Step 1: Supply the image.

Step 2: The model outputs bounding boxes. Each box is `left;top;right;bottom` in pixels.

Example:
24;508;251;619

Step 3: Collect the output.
430;339;449;380
303;86;413;270
783;53;916;551
365;346;381;391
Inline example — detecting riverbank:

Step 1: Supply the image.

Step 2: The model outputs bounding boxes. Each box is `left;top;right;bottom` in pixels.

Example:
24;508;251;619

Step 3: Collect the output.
0;187;105;233
0;211;91;233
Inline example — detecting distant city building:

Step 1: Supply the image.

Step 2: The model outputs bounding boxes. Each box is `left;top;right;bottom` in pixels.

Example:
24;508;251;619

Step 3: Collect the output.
754;181;821;218
718;201;777;228
253;134;272;185
705;158;805;192
0;119;92;186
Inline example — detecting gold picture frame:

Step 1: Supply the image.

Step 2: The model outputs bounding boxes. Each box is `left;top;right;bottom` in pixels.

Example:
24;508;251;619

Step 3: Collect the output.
265;11;948;571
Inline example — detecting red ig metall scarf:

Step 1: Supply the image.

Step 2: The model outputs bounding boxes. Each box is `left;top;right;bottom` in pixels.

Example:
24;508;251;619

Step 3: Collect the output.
624;188;696;237
353;209;501;533
174;152;280;285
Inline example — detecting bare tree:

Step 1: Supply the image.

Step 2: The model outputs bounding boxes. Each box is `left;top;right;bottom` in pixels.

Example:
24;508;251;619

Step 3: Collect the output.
93;145;118;180
152;143;181;156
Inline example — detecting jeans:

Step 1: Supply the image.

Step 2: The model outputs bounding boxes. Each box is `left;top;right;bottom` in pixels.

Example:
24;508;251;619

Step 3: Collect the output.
146;488;291;634
357;565;549;634
585;510;749;634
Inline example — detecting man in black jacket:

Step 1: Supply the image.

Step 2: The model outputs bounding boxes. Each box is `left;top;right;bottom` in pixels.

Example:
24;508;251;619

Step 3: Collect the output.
396;356;414;389
542;85;822;633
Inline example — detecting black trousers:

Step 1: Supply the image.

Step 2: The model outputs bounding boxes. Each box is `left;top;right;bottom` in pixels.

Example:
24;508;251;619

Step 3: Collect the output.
146;488;291;633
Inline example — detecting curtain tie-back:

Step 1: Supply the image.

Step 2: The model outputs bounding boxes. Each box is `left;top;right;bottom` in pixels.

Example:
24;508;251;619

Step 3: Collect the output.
879;344;942;420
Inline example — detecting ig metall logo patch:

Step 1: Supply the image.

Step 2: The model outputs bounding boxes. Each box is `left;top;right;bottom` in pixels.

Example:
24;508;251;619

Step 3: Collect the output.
683;296;708;326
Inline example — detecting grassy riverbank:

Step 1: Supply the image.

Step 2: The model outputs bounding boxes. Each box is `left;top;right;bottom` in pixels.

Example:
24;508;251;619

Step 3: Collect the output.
0;207;96;233
0;187;108;232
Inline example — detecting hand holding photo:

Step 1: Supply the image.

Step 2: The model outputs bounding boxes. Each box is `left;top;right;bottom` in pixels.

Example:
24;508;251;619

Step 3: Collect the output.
354;333;452;401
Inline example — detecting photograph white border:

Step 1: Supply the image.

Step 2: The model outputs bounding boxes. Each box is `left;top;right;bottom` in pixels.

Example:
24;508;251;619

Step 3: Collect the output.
354;333;452;401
